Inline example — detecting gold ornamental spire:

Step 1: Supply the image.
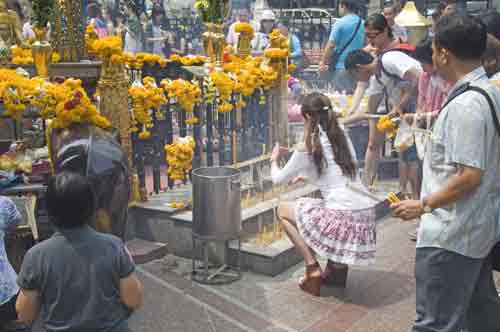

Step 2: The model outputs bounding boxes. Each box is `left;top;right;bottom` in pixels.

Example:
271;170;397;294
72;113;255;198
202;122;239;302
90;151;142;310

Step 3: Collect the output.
395;1;430;45
395;1;430;27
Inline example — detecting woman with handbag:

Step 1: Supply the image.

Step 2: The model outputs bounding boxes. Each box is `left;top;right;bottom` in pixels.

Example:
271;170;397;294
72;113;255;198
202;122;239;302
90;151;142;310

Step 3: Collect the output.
318;0;365;94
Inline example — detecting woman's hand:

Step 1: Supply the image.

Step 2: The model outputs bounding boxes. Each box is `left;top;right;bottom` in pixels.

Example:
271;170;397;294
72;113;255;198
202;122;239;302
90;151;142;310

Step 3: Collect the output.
403;113;416;125
292;175;306;184
271;144;281;163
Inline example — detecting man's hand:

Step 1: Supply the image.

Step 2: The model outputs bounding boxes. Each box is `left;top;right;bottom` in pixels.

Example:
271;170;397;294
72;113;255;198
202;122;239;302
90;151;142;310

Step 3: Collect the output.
388;105;403;119
391;199;424;220
403;113;417;125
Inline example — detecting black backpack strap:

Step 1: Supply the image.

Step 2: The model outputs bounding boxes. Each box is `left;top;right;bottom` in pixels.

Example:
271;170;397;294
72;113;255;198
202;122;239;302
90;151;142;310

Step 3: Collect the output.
378;50;405;81
332;17;362;62
441;83;500;137
467;86;500;137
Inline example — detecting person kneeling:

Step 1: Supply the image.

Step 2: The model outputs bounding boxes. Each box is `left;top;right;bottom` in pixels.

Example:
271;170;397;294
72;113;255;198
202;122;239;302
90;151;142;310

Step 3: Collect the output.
271;93;379;297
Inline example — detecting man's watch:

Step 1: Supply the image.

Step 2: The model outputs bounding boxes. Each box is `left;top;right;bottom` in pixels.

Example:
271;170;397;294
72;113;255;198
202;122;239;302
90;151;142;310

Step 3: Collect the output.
421;197;432;214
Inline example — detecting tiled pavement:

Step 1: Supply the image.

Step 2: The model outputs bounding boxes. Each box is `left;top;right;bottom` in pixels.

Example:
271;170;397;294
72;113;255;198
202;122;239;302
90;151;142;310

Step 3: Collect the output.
21;214;497;332
126;214;500;332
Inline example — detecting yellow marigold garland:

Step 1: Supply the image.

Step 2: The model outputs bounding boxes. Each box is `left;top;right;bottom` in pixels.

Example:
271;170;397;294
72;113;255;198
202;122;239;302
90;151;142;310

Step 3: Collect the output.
376;115;397;138
234;22;254;36
11;45;61;65
164;136;195;181
128;77;166;139
264;48;289;60
161;78;202;113
169;54;207;66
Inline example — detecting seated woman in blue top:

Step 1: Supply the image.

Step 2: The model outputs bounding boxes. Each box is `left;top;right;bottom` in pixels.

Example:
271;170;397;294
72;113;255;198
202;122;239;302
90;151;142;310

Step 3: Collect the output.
0;196;22;329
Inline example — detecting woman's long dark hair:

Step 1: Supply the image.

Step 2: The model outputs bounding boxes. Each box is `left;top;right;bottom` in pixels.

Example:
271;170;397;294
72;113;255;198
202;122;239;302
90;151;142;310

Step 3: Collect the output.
301;92;356;179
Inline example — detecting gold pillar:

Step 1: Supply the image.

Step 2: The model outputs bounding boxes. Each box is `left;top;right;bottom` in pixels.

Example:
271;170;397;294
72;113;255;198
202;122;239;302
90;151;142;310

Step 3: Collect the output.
270;58;289;147
97;60;143;201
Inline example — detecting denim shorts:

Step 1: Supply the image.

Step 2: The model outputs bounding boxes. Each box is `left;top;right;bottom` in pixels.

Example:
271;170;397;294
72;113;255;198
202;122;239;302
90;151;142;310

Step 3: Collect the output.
400;144;419;162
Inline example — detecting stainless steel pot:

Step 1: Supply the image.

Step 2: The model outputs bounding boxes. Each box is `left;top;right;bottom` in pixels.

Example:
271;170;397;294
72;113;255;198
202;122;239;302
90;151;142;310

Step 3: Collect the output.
192;167;241;240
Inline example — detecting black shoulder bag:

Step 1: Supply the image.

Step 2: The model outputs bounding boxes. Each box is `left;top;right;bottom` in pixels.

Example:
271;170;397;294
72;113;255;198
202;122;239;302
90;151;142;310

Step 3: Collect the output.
443;83;500;271
329;17;362;73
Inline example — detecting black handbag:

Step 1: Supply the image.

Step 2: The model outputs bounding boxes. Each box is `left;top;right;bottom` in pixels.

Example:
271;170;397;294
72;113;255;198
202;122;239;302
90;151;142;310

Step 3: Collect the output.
329;16;362;73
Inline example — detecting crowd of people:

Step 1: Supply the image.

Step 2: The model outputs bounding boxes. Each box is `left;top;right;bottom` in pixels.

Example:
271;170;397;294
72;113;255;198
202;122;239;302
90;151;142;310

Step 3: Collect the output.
273;0;500;331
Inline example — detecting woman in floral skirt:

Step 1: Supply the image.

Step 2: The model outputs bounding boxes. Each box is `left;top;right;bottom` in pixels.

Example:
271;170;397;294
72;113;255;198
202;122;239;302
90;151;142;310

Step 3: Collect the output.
271;92;378;296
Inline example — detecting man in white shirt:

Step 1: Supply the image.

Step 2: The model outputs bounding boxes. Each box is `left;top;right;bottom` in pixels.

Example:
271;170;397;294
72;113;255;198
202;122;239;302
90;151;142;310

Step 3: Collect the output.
392;13;500;332
345;47;422;199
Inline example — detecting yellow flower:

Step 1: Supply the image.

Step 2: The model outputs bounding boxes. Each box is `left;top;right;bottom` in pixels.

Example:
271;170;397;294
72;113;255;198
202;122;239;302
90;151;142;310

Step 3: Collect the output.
185;116;199;125
264;48;288;60
139;130;151;139
162;79;201;113
234;22;254;36
164;137;195;182
377;116;397;137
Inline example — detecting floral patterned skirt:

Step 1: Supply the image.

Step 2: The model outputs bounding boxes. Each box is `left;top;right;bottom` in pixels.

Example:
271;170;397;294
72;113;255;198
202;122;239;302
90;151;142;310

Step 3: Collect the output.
294;197;376;266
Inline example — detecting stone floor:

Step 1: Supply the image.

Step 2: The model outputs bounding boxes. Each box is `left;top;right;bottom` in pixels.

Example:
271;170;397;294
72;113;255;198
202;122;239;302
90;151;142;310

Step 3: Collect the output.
124;214;500;332
13;215;500;332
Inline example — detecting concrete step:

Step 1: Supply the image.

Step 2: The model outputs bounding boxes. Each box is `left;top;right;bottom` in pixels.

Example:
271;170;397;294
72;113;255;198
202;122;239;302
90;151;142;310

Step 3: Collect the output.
126;239;169;265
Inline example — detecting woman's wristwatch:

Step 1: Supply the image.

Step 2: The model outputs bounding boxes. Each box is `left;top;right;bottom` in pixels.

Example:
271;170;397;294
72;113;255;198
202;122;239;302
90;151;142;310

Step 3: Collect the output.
421;196;433;214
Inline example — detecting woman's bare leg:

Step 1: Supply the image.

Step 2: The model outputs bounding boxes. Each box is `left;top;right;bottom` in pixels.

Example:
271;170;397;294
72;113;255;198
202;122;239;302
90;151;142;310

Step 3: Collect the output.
408;161;421;200
364;120;385;187
277;202;317;266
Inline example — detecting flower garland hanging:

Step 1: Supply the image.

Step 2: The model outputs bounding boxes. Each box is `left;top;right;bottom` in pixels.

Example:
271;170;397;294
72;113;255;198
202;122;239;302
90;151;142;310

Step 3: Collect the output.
164;136;195;181
208;71;236;113
0;69;109;128
169;54;207;66
11;45;61;65
46;78;111;130
263;48;289;60
161;78;202;125
128;76;166;139
161;78;202;113
0;69;41;118
92;36;123;60
234;22;254;36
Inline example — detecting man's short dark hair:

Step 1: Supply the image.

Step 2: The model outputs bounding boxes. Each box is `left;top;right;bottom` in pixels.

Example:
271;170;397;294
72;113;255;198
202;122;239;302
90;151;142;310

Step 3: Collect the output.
483;43;498;60
340;0;357;12
344;49;374;71
46;172;96;229
435;13;487;60
480;10;500;41
415;38;433;65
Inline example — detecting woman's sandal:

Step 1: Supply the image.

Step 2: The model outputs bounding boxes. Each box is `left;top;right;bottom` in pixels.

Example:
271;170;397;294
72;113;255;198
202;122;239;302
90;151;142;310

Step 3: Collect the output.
321;260;348;288
298;261;322;296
